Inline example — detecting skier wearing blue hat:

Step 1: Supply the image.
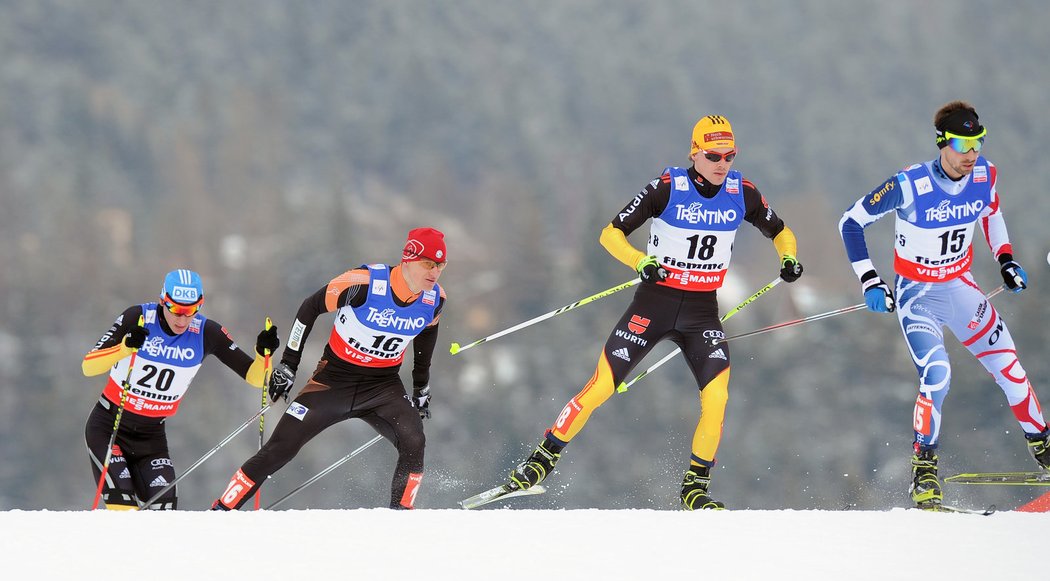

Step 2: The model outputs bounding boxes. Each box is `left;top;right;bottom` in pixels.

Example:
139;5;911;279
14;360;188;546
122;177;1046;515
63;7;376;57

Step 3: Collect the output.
82;269;280;510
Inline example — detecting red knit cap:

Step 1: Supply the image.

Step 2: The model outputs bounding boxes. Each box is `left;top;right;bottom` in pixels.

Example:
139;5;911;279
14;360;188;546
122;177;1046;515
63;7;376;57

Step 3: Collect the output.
402;227;447;263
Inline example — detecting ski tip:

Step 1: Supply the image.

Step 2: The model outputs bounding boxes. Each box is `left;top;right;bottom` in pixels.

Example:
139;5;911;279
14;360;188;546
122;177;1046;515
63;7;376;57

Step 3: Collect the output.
449;342;461;355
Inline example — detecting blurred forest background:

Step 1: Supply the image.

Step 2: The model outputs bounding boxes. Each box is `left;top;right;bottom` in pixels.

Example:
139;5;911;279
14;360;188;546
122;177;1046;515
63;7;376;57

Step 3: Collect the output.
2;0;1049;512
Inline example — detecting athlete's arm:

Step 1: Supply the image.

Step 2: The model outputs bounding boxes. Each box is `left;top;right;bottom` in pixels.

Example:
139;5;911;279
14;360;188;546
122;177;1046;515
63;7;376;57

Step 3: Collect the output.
279;268;370;372
411;294;445;390
81;305;144;376
741;180;797;259
839;173;907;279
202;319;267;387
600;172;672;269
977;162;1014;260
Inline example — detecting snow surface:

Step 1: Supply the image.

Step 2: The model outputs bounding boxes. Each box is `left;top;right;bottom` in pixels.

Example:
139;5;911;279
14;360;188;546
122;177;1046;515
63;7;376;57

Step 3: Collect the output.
3;507;1043;579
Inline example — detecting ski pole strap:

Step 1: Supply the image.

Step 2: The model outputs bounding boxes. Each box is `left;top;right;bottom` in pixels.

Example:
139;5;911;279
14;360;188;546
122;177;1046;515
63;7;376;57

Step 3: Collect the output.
616;277;781;393
265;434;384;510
450;278;640;355
141;404;273;508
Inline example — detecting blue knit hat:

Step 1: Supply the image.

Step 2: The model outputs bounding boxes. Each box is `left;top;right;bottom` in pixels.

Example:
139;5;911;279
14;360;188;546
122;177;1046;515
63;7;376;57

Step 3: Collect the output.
160;269;204;305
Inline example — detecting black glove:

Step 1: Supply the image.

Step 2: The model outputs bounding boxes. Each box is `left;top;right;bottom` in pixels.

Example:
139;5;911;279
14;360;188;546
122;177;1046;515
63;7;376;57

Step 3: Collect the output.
256;325;280;355
412;385;431;420
998;254;1028;293
268;362;295;402
636;255;668;284
124;326;149;350
780;256;803;283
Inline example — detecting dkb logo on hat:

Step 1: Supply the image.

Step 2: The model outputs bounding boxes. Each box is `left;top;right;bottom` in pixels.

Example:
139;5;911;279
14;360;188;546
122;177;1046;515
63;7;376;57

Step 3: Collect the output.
161;269;204;305
402;227;447;263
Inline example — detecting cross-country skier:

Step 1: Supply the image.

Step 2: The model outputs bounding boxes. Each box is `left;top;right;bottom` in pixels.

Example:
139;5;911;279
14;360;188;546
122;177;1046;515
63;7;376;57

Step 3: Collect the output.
498;115;803;509
83;269;279;509
838;100;1050;509
211;228;447;510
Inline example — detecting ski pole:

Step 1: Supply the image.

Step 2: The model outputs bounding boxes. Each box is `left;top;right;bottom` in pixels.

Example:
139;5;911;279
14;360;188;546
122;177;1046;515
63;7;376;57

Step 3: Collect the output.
264;434;385;510
450;278;640;355
91;315;144;510
711;284;1007;346
617;277;782;393
254;317;273;510
141;404;273;508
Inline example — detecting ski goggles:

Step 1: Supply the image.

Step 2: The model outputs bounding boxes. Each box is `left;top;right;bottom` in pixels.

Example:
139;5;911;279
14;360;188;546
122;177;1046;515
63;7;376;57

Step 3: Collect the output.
942;129;986;154
700;149;737;163
162;294;203;317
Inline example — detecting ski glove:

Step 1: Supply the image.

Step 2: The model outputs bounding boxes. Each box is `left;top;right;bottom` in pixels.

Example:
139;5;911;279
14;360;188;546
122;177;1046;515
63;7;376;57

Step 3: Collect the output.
861;271;896;313
255;325;280;356
412;385;431;420
999;254;1028;293
636;255;668;284
268;362;295;402
124;325;150;350
780;256;803;283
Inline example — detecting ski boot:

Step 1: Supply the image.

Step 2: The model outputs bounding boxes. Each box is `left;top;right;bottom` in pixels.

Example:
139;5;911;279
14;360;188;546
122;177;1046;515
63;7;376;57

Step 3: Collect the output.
910;448;943;508
1026;429;1050;471
681;465;725;510
509;438;563;491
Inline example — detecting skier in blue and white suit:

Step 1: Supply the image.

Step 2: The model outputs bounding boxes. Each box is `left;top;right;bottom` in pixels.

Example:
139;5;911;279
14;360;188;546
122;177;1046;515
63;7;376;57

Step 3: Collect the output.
838;100;1049;508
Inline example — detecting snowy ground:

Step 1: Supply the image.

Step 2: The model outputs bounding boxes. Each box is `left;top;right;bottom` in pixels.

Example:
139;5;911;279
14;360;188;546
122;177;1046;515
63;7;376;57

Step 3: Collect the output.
4;507;1043;580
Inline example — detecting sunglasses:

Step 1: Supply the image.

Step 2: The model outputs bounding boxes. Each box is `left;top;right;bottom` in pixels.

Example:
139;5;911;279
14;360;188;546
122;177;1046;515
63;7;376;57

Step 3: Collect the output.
942;129;986;154
700;149;737;163
162;295;203;317
417;260;448;271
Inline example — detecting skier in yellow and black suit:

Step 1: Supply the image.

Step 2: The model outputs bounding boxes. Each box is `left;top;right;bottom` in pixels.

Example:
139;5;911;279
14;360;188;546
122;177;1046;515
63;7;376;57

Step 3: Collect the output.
504;115;803;509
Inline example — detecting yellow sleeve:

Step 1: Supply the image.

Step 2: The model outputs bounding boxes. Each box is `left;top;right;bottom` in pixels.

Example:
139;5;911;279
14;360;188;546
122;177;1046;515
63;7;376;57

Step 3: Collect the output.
244;352;269;389
773;226;798;261
82;344;134;377
599;223;647;271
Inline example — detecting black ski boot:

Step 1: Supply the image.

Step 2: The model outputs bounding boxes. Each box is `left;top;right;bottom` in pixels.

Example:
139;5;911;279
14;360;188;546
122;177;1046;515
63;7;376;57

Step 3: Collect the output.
910;448;942;508
1026;429;1050;470
509;438;564;490
681;465;725;510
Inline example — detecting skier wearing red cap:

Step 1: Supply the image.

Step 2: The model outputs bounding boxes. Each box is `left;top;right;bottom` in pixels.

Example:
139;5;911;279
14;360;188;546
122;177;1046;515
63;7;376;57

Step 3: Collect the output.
212;228;447;510
82;269;279;509
839;101;1049;509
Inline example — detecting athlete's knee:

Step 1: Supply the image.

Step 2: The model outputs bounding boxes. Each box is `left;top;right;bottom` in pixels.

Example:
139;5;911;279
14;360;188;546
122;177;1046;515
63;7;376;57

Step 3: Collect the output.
397;427;426;458
920;361;951;391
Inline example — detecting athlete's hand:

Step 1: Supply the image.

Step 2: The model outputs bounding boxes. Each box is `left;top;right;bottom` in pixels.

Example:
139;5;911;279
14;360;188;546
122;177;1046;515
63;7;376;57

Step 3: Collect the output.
999;255;1028;293
255;325;280;355
123;326;149;350
268;362;295;402
780;256;803;283
636;255;668;284
412;385;431;420
861;271;896;313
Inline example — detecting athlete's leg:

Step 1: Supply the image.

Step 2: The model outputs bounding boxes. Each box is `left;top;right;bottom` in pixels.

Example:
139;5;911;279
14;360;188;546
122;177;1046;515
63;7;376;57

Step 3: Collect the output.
948;276;1047;436
547;289;673;445
896;278;951;449
358;380;426;509
133;448;177;510
214;381;350;509
84;402;139;510
679;322;730;465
